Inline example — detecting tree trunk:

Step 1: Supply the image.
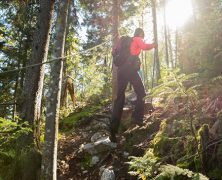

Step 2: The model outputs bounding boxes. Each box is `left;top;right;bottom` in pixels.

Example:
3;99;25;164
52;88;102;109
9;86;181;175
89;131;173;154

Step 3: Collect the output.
191;0;197;22
144;52;148;91
41;0;70;179
21;0;55;148
167;27;174;68
112;0;119;105
151;0;161;84
163;0;169;68
175;29;178;68
61;3;72;108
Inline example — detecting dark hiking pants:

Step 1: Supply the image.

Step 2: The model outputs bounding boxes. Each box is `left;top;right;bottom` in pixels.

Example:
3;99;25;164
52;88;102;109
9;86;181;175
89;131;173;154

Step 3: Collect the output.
110;58;146;134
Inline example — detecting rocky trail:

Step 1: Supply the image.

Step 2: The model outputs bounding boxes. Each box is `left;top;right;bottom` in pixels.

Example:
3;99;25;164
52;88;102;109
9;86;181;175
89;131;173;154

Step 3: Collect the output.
57;101;162;180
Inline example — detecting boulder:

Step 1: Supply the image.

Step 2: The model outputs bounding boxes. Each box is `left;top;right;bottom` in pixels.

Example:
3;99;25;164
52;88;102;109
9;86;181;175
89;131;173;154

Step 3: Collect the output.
81;137;117;155
100;168;115;180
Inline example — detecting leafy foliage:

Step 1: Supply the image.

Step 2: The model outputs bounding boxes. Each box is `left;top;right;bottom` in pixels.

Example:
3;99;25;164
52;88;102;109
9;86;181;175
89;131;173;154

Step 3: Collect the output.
128;150;208;179
0;1;38;118
128;150;160;179
0;117;41;180
148;69;200;113
178;0;222;77
59;99;110;133
155;164;208;180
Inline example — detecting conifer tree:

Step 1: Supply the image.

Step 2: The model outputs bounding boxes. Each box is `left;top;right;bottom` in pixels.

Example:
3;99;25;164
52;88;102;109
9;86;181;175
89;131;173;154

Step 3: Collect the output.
41;0;70;179
21;0;55;148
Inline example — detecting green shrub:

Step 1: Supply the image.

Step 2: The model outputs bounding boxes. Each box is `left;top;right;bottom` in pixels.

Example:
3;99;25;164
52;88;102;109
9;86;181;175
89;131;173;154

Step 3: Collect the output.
0;118;41;180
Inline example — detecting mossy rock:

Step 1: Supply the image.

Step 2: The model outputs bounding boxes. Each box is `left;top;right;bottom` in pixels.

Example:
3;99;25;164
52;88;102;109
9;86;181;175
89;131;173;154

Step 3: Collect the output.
152;134;196;164
80;152;92;169
159;119;190;137
59;102;106;132
153;135;182;157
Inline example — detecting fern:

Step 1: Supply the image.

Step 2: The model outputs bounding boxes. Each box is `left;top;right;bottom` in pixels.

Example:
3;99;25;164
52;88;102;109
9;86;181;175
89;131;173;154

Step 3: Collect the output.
145;69;206;173
128;152;209;179
155;164;208;180
127;150;160;179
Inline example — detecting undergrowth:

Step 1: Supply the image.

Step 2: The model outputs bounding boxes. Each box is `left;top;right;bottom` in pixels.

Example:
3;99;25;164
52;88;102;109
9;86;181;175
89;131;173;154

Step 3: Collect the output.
0;118;41;180
59;99;110;133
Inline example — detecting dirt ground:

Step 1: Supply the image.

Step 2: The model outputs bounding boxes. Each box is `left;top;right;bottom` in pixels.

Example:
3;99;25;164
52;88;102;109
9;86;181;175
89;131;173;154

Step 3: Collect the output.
57;105;154;180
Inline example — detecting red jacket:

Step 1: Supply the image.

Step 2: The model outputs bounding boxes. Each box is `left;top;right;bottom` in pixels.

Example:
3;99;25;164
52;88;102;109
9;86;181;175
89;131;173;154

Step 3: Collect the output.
130;37;155;56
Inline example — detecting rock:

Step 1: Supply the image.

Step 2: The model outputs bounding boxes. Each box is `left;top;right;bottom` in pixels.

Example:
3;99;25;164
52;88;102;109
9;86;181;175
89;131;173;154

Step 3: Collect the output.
99;166;106;176
86;121;109;131
91;132;104;143
83;170;88;174
81;137;117;155
98;117;110;126
120;106;133;131
100;168;115;180
91;156;100;166
93;121;109;130
82;132;88;138
93;137;117;152
123;151;129;158
80;143;98;154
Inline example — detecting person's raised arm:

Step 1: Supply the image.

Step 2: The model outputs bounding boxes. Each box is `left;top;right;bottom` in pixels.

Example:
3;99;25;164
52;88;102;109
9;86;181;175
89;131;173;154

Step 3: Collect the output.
136;37;156;50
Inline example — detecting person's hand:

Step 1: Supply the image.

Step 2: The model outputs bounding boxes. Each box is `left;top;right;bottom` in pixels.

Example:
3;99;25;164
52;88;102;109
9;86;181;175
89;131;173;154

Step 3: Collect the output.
152;43;158;49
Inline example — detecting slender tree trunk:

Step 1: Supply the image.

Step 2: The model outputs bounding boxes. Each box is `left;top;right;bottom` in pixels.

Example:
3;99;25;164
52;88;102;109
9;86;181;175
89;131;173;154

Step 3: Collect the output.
13;83;18;121
167;27;173;68
175;29;178;68
61;2;72;108
21;0;55;148
61;78;68;108
151;0;161;84
163;0;169;68
41;0;70;179
143;52;148;91
112;0;119;105
191;0;197;22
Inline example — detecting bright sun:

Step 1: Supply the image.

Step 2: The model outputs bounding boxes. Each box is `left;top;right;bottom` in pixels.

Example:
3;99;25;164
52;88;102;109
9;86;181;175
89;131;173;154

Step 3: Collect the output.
165;0;193;29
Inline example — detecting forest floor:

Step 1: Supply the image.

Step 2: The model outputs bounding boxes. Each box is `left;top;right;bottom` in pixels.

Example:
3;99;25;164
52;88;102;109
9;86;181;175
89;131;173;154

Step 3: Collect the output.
57;102;162;180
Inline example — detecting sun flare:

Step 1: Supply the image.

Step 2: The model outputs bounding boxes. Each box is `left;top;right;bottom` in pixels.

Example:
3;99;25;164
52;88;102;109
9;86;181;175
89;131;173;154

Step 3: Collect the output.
165;0;193;29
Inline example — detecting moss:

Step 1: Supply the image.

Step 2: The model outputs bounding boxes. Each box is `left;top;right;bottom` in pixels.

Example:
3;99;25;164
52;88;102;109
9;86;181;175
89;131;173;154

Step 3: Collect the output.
197;124;209;144
177;159;192;169
156;119;190;139
80;153;92;169
152;119;196;165
194;155;201;171
153;135;180;157
59;99;110;133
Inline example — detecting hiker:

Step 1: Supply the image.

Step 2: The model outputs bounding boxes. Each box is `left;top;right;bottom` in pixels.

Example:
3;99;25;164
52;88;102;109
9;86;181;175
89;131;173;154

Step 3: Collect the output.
110;28;156;142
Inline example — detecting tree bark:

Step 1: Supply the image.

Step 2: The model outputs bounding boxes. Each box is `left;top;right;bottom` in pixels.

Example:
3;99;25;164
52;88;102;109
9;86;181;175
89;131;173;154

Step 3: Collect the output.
163;0;169;68
167;27;173;68
175;29;178;68
41;0;70;179
111;0;119;105
151;0;161;85
21;0;55;148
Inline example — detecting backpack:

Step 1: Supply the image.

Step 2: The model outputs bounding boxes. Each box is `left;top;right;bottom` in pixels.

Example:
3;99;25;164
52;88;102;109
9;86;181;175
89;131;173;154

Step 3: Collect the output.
112;36;132;67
